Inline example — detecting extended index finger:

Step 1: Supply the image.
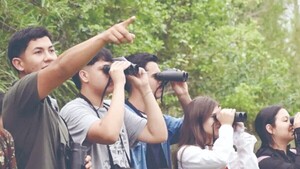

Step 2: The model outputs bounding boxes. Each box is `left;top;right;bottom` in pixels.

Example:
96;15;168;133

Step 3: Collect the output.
120;16;136;28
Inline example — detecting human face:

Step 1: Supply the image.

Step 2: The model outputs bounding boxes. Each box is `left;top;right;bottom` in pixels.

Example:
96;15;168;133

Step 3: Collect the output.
83;60;113;95
270;108;294;144
145;61;162;99
203;106;221;142
13;36;57;76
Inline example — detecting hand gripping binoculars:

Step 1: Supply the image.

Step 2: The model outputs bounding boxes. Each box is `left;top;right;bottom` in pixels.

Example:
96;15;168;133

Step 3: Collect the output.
102;57;139;76
213;112;247;123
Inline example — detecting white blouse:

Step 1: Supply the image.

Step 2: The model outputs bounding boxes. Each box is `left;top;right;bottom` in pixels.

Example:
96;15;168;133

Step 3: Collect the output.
177;124;259;169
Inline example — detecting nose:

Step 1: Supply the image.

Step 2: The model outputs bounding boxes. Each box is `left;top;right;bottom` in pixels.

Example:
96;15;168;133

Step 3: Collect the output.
44;51;57;62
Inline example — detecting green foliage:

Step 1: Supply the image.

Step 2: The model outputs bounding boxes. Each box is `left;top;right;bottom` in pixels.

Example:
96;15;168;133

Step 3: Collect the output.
1;0;299;133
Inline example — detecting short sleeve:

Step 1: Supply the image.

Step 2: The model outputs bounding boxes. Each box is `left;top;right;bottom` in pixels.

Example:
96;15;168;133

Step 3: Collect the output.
59;98;99;145
124;108;147;147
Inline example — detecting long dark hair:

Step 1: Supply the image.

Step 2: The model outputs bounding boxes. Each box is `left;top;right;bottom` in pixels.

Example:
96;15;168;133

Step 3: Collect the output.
178;96;218;148
255;105;282;148
174;96;218;168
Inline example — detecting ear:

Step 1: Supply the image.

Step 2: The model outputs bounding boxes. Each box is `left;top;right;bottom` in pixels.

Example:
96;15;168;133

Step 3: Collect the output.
266;124;274;135
12;58;24;72
79;70;89;83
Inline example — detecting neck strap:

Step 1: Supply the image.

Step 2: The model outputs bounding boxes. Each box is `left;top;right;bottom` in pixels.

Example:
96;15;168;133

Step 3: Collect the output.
78;93;131;167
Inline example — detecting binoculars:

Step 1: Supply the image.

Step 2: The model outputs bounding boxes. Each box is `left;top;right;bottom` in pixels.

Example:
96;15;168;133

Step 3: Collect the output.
234;112;247;122
103;57;139;76
213;112;247;123
70;143;88;169
154;69;189;82
103;64;139;76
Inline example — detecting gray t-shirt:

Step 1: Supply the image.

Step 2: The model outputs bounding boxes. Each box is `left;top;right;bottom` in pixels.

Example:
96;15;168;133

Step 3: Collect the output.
2;72;70;169
60;98;147;169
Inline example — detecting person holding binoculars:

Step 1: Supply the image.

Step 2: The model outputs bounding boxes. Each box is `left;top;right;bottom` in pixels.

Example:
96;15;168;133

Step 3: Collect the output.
60;48;167;169
176;96;258;169
124;53;192;169
255;105;300;169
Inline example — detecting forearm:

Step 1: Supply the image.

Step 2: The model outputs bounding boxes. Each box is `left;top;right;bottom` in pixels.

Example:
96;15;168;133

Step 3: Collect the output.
100;83;125;137
38;34;108;98
142;87;167;142
230;132;259;169
54;34;107;81
177;92;191;115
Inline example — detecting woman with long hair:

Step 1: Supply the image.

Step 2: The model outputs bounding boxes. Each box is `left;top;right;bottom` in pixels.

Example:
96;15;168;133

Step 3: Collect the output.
176;96;258;169
255;105;300;168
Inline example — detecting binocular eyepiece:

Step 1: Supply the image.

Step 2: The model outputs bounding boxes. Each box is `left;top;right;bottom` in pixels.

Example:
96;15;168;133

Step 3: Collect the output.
103;64;139;76
213;112;247;123
154;69;189;82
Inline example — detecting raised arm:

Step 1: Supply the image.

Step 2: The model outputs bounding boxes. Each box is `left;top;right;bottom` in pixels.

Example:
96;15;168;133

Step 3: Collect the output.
171;81;192;115
229;123;259;169
128;68;168;143
86;61;131;144
38;16;136;99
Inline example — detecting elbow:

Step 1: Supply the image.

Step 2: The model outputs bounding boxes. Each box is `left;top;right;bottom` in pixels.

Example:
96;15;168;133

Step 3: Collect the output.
161;131;168;142
157;126;168;142
103;130;120;144
150;131;168;143
216;156;230;167
92;129;120;144
157;133;168;143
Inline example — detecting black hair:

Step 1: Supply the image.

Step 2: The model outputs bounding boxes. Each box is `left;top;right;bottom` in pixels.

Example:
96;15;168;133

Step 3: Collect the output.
255;105;283;148
7;27;52;71
72;48;113;90
125;53;158;92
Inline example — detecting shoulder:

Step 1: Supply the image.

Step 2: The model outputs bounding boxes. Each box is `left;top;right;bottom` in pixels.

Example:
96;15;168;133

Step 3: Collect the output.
178;145;202;155
60;98;89;115
6;72;38;96
62;98;88;109
177;145;205;161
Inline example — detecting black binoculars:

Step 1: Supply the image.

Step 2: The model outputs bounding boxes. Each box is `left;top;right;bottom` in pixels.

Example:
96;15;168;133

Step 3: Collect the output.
213;112;247;123
70;143;88;169
154;69;188;82
103;64;139;76
103;57;139;76
234;112;247;122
